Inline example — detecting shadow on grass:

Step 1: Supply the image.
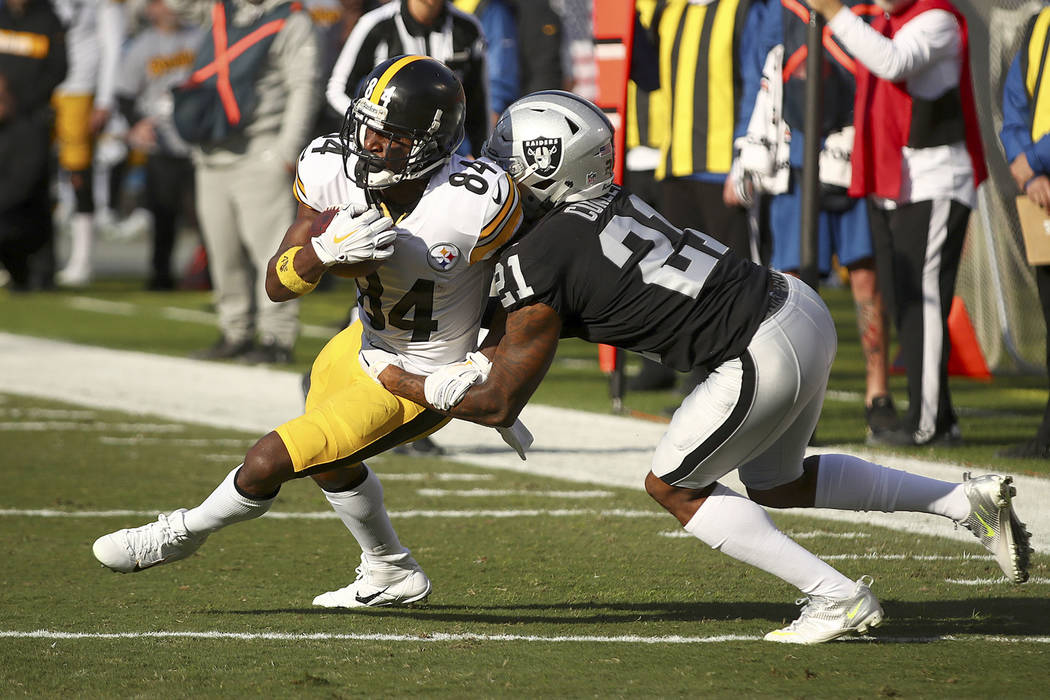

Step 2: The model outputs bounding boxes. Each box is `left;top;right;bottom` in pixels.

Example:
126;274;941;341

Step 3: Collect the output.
218;596;1050;637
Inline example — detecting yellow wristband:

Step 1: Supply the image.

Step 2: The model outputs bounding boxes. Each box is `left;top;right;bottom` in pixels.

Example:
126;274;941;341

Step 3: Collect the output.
276;246;317;295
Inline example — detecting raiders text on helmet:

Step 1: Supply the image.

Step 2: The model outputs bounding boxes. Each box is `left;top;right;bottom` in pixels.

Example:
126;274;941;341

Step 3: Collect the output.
341;55;466;189
482;90;614;217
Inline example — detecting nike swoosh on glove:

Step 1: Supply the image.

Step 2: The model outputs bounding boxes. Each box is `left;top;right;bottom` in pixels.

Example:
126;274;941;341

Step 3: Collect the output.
423;352;492;411
311;205;396;266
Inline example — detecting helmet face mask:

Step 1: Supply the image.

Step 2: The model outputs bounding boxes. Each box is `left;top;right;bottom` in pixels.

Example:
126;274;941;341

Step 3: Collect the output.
340;56;466;191
483;90;615;218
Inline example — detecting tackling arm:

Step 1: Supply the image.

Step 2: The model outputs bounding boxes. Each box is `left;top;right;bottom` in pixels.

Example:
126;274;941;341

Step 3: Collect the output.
379;303;563;427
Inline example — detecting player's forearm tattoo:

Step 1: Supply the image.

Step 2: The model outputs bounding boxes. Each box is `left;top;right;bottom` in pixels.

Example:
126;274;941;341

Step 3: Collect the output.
381;369;427;407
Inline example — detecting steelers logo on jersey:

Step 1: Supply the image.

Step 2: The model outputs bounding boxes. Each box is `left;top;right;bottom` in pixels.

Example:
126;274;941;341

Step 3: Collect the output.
523;137;562;177
428;242;462;272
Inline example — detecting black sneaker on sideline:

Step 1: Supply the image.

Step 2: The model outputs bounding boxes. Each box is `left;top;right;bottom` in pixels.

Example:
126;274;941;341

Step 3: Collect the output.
241;340;293;365
393;436;446;456
868;423;962;447
191;336;254;361
996;438;1050;460
865;394;899;440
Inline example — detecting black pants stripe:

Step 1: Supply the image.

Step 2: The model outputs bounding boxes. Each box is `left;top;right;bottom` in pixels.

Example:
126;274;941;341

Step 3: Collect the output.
868;198;971;440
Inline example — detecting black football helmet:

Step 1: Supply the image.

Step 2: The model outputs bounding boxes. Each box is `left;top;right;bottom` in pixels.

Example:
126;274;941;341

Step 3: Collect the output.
341;55;466;190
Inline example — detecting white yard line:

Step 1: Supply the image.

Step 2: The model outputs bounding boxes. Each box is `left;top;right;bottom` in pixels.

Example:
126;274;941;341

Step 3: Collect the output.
661;530;872;539
414;488;614;498
1;629;1048;645
0;507;665;519
1;331;1048;553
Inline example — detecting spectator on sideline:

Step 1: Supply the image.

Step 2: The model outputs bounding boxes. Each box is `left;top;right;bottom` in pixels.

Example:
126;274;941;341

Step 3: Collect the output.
50;0;127;287
0;0;67;292
506;0;562;95
623;0;676;393
453;0;519;124
809;0;987;446
999;3;1050;460
309;0;384;135
748;0;897;441
115;0;203;291
325;0;490;156
170;0;319;364
638;0;770;397
650;0;770;262
0;71;58;291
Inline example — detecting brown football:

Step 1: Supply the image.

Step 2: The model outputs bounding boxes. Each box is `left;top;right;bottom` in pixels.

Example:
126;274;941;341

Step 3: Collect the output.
309;207;341;236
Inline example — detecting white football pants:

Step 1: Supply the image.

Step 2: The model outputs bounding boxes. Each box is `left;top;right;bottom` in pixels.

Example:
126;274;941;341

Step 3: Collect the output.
652;274;836;490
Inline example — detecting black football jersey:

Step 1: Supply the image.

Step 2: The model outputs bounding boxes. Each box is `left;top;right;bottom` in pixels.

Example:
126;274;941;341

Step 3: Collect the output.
492;187;772;371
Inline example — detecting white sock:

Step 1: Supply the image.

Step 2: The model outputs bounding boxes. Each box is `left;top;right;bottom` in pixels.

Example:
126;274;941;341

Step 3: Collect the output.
63;213;94;273
322;465;410;564
814;453;968;520
182;466;276;535
685;484;855;598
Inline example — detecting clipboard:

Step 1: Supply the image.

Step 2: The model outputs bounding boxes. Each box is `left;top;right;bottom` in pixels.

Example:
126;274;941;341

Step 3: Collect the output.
1015;195;1050;265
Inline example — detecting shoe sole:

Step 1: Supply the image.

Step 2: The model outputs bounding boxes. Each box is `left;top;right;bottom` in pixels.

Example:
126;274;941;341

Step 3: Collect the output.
973;476;1032;584
1003;480;1033;584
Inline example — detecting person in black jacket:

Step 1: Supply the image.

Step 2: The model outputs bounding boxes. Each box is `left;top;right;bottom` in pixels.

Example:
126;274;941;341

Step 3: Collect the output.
0;0;67;291
0;72;57;291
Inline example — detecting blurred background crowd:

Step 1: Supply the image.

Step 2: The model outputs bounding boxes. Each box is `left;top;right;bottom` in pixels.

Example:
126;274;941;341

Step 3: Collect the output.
3;0;1050;456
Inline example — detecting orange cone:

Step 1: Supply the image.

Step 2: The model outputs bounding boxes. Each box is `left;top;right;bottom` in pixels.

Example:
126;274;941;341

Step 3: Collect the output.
598;344;619;374
946;296;991;380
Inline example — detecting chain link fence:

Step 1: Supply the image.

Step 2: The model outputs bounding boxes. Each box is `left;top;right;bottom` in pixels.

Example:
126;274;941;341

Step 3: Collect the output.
959;0;1046;372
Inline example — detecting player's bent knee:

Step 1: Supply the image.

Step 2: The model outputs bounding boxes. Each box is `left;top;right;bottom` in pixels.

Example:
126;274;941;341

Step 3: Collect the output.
239;432;297;494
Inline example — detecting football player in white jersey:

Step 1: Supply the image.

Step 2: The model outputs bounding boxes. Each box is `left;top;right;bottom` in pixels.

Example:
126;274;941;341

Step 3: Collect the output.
92;56;523;609
50;0;127;286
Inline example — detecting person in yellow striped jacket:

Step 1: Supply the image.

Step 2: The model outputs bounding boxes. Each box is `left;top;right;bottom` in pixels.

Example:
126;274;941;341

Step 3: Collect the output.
649;0;772;260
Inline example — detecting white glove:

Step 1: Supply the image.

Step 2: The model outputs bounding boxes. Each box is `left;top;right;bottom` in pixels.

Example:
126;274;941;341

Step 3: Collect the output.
311;205;396;267
423;352;492;411
496;419;533;461
359;345;404;383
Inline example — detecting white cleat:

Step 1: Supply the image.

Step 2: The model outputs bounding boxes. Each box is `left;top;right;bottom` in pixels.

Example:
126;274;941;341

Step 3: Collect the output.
959;473;1032;583
92;509;207;573
56;265;92;287
313;553;431;608
764;576;884;644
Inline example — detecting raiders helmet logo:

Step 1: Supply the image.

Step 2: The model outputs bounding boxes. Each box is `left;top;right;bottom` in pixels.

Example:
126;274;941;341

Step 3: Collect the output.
523;137;562;177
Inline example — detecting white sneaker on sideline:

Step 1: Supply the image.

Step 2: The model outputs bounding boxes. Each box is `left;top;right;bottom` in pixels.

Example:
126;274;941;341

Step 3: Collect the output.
764;576;884;644
92;509;207;573
959;473;1032;583
313;553;431;608
56;265;92;287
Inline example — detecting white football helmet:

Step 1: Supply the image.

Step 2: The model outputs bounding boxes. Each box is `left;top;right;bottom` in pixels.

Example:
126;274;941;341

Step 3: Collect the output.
482;90;615;218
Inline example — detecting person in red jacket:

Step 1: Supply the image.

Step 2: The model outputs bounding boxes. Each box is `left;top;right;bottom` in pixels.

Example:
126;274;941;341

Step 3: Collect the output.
808;0;987;446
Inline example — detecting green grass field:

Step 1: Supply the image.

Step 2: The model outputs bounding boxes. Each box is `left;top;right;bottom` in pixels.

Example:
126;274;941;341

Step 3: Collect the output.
2;281;1049;697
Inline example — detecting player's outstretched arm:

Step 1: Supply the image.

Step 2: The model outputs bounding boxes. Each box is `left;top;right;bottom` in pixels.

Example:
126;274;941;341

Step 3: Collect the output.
380;303;562;427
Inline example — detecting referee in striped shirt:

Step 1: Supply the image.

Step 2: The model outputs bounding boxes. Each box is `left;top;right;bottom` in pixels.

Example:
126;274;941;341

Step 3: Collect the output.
325;0;490;157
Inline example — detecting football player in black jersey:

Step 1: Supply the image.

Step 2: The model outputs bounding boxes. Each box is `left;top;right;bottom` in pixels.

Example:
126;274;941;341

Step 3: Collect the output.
377;91;1033;643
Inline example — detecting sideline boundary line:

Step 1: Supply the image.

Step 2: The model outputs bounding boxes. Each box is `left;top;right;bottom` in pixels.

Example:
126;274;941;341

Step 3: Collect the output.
1;331;1047;552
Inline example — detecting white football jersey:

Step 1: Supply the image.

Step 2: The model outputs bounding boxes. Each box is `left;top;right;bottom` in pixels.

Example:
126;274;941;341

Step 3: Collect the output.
53;0;127;102
294;135;523;373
